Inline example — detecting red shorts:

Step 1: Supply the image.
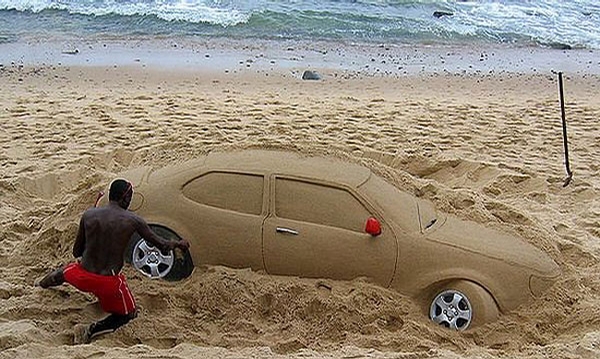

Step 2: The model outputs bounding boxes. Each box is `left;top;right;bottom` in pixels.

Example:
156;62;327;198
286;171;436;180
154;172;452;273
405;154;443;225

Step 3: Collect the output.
63;262;136;315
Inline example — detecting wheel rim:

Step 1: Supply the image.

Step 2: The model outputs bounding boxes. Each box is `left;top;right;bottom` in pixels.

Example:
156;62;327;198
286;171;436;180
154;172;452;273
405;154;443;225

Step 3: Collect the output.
429;290;473;330
131;239;174;279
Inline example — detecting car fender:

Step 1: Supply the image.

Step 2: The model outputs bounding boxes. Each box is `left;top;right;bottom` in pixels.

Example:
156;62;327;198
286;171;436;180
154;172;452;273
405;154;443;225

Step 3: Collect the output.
393;239;534;313
413;267;530;313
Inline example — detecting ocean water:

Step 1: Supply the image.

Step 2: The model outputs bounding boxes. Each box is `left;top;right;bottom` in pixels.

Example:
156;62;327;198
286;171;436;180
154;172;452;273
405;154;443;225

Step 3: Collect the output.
0;1;599;49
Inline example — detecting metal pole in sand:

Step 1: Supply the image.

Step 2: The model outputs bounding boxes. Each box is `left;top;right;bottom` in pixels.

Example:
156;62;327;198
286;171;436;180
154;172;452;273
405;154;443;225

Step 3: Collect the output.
558;72;573;187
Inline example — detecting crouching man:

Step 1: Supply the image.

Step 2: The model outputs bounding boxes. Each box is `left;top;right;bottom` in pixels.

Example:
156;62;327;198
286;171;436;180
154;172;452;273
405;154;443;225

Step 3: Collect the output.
37;179;189;344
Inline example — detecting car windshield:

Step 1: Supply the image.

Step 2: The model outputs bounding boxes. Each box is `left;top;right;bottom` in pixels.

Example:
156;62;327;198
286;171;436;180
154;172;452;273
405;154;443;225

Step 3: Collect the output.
415;197;441;232
358;175;421;233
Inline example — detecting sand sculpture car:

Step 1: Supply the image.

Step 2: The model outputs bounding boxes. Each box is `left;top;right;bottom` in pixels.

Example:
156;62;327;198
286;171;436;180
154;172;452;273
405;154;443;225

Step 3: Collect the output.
100;150;559;330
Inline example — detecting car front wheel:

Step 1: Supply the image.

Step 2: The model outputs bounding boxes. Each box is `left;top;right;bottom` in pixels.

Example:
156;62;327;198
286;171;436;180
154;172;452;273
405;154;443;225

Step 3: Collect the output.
429;280;498;330
125;225;194;281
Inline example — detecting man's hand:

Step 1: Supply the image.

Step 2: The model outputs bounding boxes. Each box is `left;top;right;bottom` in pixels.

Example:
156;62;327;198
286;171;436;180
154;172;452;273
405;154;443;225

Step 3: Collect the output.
178;239;190;250
171;239;190;251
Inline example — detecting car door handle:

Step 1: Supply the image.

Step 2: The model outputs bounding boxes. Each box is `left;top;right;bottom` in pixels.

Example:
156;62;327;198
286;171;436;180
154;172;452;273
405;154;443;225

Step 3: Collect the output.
276;227;299;235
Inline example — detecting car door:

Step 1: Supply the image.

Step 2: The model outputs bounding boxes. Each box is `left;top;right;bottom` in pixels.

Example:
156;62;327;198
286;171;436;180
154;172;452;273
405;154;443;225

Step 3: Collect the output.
263;175;397;287
180;171;267;271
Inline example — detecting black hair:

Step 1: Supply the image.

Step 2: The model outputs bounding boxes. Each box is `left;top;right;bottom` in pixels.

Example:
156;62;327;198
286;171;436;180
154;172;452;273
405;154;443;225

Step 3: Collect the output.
109;179;132;201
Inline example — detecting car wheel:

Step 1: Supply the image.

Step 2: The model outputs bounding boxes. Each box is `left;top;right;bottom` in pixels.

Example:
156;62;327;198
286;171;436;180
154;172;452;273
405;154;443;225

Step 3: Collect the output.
429;280;498;330
125;225;194;281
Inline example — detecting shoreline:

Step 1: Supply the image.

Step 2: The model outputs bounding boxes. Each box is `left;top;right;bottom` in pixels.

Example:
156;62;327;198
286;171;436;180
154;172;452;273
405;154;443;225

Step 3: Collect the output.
1;38;599;77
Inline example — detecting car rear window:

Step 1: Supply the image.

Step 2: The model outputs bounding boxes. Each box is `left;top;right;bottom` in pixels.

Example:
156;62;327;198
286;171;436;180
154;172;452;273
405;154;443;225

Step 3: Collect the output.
275;178;371;232
183;172;263;215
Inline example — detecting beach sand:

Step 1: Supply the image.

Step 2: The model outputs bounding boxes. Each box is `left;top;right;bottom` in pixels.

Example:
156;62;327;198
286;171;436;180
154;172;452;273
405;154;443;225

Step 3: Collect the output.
1;40;600;358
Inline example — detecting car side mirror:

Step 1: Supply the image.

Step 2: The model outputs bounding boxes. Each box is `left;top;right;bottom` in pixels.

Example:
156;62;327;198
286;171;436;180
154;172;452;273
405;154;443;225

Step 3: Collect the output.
365;217;382;236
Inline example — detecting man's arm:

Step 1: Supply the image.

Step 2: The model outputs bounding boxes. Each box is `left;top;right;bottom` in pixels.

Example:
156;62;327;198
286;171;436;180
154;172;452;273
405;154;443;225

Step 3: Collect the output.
72;216;86;258
133;215;189;252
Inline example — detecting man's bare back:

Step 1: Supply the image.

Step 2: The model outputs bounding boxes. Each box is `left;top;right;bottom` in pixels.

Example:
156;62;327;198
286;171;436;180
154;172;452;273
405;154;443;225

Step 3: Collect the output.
76;203;162;275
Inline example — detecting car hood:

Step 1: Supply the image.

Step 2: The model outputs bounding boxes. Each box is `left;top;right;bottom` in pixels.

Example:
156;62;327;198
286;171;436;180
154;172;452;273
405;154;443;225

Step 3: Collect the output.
425;216;559;276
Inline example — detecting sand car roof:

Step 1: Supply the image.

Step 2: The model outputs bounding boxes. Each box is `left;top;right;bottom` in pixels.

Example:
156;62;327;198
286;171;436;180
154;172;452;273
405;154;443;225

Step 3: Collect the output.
204;150;372;187
151;150;372;188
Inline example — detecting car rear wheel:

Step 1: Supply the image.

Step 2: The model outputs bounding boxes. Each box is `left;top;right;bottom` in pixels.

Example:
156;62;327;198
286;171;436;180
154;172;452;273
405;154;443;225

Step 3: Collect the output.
429;280;498;330
125;225;194;281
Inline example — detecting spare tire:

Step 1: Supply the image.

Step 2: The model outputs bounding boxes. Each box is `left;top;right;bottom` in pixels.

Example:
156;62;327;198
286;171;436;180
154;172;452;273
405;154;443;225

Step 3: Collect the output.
429;280;499;330
125;225;194;281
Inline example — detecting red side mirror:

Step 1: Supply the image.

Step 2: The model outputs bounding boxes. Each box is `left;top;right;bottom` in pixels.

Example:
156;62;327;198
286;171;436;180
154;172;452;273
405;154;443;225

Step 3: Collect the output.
365;217;382;236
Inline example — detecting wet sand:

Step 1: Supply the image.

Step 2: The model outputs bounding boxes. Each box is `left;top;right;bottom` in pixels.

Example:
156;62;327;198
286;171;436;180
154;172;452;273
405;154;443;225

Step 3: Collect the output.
1;39;600;359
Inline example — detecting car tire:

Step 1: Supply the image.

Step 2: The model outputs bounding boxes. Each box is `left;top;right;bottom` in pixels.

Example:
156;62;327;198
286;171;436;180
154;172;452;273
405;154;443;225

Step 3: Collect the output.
125;225;194;281
429;280;498;330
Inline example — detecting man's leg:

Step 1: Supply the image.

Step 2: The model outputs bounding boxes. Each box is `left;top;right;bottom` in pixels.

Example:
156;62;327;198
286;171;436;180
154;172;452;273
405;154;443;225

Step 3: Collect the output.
74;310;137;344
36;268;65;288
90;311;137;338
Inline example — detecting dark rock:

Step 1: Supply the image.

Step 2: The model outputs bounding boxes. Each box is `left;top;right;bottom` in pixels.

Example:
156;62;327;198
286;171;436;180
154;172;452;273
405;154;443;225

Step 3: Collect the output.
433;11;454;18
547;42;572;50
302;70;321;81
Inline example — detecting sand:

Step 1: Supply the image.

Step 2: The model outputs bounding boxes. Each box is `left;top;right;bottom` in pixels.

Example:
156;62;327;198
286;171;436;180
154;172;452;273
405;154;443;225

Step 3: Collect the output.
1;39;600;359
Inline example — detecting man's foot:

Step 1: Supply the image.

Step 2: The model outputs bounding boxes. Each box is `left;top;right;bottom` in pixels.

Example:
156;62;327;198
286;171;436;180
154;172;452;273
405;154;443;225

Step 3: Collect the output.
73;324;91;345
36;268;65;288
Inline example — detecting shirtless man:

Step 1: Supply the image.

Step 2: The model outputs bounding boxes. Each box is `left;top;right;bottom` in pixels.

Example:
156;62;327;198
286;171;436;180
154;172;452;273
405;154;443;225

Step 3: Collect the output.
37;179;190;344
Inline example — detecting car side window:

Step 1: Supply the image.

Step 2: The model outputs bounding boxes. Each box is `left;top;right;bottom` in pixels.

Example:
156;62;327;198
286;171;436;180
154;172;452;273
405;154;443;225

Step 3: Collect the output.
183;172;263;215
275;178;371;232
